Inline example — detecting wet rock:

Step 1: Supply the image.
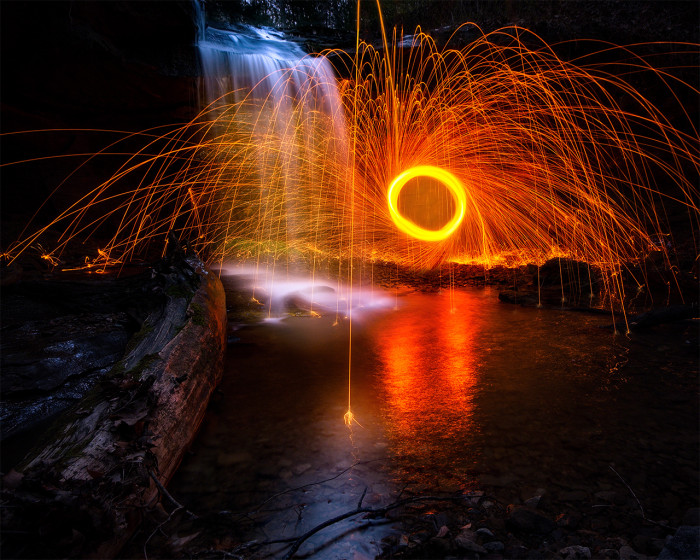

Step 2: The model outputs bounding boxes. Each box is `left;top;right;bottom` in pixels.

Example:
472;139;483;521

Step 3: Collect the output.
557;511;582;530
428;511;453;529
456;539;487;555
604;537;629;550
559;490;588;502
0;273;164;443
657;526;700;560
590;517;610;531
484;540;505;553
463;490;484;507
599;549;620;559
455;528;477;543
428;536;453;555
594;491;624;505
525;495;543;508
498;289;539;306
560;545;592;559
480;513;502;531
504;544;531;559
476;527;494;539
682;507;700;526
2;321;130;394
619;545;649;560
507;506;556;535
412;529;432;545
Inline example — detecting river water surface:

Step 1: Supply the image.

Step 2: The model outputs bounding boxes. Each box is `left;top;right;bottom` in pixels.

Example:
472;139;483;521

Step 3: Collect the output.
167;270;698;559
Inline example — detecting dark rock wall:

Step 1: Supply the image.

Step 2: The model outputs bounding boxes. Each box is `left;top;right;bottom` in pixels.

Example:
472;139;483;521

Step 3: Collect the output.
1;1;201;242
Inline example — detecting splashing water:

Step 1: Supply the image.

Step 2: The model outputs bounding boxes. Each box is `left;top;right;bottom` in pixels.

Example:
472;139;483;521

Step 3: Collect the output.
221;264;393;321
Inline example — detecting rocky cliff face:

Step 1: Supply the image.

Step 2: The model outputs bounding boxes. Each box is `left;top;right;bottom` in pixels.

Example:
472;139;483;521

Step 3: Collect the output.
1;1;202;242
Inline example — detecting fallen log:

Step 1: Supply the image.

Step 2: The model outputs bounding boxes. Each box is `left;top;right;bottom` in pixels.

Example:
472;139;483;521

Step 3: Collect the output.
0;254;226;558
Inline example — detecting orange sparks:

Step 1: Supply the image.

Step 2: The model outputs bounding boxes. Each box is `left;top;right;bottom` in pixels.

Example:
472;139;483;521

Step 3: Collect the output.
1;25;698;308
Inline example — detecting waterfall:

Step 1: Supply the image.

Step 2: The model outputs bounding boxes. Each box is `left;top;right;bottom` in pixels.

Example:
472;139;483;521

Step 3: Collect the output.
193;2;349;263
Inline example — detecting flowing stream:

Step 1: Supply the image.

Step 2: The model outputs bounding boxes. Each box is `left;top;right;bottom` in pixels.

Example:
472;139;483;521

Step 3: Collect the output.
167;269;698;558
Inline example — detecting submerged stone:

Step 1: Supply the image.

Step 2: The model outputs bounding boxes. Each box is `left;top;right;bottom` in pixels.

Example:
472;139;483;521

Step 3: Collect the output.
507;506;555;535
658;526;700;560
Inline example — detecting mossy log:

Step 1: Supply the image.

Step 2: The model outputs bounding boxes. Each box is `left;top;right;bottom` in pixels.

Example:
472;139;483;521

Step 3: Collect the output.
1;256;226;558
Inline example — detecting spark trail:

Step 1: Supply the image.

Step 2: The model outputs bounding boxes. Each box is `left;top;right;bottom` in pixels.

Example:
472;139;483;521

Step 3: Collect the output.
3;25;699;304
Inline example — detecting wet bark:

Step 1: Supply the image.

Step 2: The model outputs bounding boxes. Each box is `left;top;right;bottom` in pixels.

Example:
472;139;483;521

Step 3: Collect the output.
0;255;226;559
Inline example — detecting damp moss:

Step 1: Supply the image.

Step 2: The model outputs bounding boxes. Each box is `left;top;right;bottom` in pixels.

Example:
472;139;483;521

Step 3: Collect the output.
166;282;195;300
130;353;159;379
123;321;153;357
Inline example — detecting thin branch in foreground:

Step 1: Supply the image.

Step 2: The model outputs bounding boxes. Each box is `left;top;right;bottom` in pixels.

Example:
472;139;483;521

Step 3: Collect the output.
282;493;466;559
230;458;386;521
148;470;198;519
143;505;183;560
609;465;677;532
609;465;645;519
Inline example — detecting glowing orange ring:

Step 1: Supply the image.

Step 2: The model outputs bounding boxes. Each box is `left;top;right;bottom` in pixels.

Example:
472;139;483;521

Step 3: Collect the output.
387;166;466;242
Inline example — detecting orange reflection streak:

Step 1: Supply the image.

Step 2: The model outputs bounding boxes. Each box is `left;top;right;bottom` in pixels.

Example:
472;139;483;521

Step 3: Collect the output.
373;291;479;457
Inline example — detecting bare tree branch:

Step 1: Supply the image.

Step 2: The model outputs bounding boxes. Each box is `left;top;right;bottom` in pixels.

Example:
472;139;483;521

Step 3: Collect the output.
148;470;198;519
282;492;466;559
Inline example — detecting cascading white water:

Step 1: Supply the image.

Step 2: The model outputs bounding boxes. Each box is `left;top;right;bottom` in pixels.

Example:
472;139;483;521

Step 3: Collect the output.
198;25;343;115
193;3;349;262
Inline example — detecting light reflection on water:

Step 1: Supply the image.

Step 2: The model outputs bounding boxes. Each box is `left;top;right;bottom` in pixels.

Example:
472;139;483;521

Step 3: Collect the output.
168;278;698;558
372;290;480;482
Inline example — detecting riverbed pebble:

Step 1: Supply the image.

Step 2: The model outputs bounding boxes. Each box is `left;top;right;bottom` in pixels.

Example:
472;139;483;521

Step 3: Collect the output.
557;511;582;529
507;505;556;535
682;507;700;526
484;540;505;553
560;545;592;559
658;526;700;560
525;494;543;508
559;490;589;502
455;538;487;555
619;544;649;560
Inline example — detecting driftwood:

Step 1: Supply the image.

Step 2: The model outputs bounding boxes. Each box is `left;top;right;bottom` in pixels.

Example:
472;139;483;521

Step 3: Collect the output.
1;254;226;558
